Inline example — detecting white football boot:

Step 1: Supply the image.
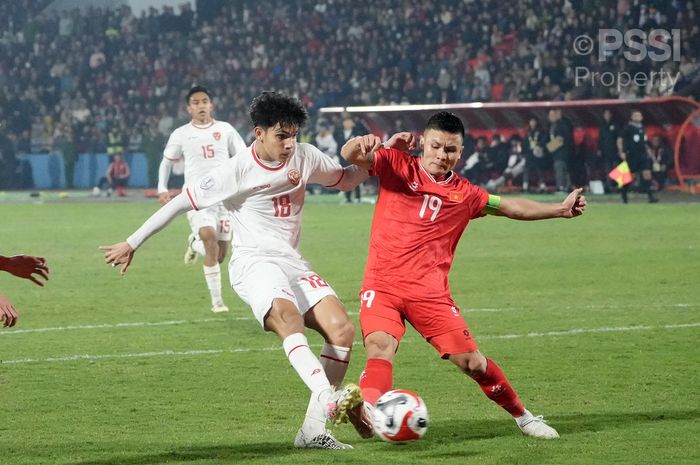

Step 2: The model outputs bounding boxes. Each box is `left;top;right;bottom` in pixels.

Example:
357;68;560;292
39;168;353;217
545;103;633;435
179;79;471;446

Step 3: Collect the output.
294;428;353;450
211;302;229;313
517;411;560;439
183;234;198;265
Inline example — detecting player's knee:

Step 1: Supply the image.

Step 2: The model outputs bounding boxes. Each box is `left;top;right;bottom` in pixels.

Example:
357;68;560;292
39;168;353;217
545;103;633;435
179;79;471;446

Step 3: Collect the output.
364;332;396;360
452;351;486;376
328;318;355;347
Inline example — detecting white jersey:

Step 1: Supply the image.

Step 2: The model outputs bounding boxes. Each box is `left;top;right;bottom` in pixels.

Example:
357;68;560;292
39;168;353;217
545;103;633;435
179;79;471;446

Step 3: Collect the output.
163;120;246;186
184;143;346;261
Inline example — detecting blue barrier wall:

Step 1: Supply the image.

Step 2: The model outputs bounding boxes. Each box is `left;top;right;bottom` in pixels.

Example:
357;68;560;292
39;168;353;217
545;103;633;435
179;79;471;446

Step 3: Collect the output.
19;152;150;189
17;153;66;189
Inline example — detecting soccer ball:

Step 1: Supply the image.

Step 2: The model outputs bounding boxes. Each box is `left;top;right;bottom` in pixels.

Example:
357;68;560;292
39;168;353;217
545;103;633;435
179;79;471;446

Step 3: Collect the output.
372;389;429;443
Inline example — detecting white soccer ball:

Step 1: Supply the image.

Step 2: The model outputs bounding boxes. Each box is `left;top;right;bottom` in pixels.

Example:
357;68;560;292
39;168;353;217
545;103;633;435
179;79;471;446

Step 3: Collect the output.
372;389;429;443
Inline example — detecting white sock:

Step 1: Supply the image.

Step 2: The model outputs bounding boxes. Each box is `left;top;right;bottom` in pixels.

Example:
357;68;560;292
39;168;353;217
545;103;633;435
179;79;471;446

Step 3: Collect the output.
301;344;352;434
283;333;333;401
192;239;206;256
203;264;223;305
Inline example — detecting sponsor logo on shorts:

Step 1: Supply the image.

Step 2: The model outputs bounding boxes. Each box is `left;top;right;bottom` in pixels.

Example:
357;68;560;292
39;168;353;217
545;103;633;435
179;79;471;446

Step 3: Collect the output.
449;191;464;203
451;306;459;316
200;176;215;190
213;131;221;141
288;169;301;186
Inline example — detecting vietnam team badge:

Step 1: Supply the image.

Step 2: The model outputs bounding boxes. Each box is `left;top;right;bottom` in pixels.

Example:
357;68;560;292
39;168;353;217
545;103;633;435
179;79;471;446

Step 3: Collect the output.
212;132;221;141
448;190;464;203
287;169;301;186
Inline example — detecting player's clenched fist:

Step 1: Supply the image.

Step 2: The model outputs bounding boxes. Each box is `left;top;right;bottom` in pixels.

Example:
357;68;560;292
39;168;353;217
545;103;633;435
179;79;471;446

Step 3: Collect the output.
354;134;383;155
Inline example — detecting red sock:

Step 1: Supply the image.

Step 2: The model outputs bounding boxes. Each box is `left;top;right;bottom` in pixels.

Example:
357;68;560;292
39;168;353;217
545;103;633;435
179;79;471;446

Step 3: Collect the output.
359;358;393;405
471;358;525;417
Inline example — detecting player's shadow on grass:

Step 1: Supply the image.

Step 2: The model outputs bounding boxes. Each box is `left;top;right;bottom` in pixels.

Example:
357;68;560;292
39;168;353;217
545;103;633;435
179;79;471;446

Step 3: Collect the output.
429;408;700;441
73;442;294;465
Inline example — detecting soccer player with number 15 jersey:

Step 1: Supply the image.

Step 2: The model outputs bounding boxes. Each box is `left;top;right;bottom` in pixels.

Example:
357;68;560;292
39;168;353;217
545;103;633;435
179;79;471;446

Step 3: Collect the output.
341;112;587;440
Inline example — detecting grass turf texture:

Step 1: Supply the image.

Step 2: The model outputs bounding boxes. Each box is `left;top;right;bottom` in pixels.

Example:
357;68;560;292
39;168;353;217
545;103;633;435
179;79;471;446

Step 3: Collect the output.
1;197;698;465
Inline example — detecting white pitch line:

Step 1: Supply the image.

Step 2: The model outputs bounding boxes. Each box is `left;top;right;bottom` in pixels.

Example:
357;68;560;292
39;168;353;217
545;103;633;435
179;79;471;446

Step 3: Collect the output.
0;309;508;337
2;322;698;365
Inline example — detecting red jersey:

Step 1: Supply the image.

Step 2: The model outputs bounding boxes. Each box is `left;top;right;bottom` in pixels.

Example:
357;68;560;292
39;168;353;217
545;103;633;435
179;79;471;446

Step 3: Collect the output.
363;148;489;298
108;160;129;179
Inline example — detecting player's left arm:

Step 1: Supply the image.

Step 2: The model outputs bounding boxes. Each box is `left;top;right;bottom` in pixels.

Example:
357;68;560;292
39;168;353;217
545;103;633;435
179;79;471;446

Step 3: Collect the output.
340;134;383;170
485;188;586;220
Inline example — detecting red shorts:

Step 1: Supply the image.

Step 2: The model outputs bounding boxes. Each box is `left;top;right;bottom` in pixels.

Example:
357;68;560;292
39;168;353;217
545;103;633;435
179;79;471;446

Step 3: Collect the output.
359;288;478;358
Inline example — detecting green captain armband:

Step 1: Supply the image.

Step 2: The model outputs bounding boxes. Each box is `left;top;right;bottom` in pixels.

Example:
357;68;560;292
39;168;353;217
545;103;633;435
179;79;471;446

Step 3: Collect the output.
483;194;501;215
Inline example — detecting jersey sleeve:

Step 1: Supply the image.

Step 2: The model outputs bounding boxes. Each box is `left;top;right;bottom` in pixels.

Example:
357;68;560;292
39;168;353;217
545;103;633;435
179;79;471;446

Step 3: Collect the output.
163;129;183;161
305;144;345;187
226;124;247;157
467;183;490;219
183;157;241;210
369;147;404;179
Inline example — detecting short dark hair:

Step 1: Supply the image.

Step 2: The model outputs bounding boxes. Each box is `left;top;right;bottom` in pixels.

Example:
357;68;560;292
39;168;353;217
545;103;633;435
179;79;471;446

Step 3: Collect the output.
425;111;464;139
186;85;212;104
249;91;308;129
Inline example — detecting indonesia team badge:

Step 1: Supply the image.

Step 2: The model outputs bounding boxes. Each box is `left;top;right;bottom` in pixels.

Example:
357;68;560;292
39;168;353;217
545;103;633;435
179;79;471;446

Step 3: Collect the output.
212;132;221;141
287;169;301;186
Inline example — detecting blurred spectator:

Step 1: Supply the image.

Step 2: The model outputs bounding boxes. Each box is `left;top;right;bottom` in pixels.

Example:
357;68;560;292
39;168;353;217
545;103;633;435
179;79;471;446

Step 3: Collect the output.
93;151;130;197
598;109;620;192
486;135;526;192
460;136;488;185
523;118;550;192
333;114;368;203
648;134;673;191
547;109;573;192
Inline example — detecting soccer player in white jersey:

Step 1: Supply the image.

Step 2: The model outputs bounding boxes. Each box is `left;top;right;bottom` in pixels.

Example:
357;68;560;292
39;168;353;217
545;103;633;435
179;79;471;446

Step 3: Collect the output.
101;92;372;449
158;86;247;313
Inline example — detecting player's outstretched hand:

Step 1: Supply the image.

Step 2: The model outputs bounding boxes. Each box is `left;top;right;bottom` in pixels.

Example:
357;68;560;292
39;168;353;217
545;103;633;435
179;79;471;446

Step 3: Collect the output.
562;188;587;218
0;255;49;286
158;191;174;206
0;294;18;328
99;242;135;275
386;132;417;152
356;134;383;156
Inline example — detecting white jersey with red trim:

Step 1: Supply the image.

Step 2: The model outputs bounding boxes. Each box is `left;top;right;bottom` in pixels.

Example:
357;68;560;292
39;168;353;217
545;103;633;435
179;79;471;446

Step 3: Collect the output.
185;143;345;261
163;120;246;185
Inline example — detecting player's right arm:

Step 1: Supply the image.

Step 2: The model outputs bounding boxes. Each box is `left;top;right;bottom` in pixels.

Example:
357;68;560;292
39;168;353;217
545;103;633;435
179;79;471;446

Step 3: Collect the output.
158;130;184;205
340;134;383;170
341;132;417;170
100;159;241;274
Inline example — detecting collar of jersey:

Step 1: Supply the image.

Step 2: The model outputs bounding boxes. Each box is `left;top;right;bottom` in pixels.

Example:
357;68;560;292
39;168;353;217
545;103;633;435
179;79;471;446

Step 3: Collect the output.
190;119;215;130
418;158;454;184
251;144;287;171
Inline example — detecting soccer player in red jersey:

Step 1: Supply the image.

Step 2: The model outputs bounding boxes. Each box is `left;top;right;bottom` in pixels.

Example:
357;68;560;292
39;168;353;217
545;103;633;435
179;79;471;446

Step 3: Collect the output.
340;112;587;439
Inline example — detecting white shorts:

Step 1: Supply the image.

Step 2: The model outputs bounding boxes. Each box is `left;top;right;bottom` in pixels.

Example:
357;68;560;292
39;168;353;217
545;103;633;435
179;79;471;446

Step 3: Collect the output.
187;203;232;241
229;255;337;327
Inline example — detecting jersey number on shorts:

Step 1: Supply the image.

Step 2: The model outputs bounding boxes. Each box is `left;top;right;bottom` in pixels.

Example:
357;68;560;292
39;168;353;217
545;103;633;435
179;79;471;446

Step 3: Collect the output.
361;290;376;308
419;194;442;221
219;219;231;233
201;144;215;159
300;274;328;288
272;194;291;217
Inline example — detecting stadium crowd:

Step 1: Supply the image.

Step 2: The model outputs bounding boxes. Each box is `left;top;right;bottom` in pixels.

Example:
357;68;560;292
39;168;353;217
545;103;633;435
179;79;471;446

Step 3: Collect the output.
0;0;698;190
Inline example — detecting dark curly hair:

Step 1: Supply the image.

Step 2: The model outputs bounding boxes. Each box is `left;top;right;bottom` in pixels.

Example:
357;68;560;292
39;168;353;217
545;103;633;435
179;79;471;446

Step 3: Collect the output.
249;91;308;130
425;111;465;139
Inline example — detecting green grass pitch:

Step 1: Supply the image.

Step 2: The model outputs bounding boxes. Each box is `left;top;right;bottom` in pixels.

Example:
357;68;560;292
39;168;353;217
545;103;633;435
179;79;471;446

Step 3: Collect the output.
1;196;698;465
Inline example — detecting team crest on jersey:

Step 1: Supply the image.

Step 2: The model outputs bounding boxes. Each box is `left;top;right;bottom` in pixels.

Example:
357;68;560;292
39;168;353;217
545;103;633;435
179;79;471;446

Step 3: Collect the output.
212;132;221;141
287;169;301;186
409;181;419;191
449;190;464;203
200;176;215;190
